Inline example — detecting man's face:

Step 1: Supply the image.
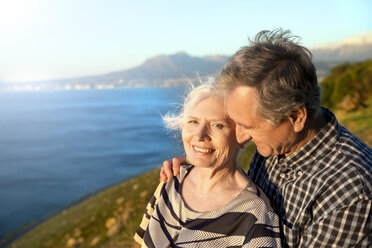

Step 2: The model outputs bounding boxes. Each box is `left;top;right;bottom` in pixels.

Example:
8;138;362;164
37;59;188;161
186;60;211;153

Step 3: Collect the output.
226;86;298;157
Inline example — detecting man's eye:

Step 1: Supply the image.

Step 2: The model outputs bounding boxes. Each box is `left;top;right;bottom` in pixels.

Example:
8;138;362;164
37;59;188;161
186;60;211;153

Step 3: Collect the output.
188;120;198;124
212;124;224;129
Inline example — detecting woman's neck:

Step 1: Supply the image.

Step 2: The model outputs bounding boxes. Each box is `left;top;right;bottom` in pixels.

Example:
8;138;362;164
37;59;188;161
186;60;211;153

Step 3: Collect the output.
181;164;249;212
187;165;241;193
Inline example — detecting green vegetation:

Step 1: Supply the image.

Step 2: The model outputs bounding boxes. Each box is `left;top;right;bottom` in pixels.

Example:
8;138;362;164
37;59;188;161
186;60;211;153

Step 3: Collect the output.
321;60;372;110
238;142;257;173
3;61;372;248
334;97;372;146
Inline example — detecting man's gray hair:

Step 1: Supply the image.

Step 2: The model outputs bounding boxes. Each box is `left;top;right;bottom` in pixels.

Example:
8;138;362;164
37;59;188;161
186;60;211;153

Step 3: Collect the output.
217;28;321;126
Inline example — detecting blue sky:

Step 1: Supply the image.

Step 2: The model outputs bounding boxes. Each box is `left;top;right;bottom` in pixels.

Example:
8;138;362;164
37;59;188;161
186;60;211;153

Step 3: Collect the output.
0;0;371;82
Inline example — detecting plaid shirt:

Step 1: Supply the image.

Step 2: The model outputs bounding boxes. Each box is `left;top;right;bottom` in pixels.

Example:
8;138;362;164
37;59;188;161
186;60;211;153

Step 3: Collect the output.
248;108;372;247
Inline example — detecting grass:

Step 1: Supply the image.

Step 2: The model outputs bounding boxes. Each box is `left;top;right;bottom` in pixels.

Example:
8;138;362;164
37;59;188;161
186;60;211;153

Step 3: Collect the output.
2;169;162;248
3;99;371;248
333;98;372;146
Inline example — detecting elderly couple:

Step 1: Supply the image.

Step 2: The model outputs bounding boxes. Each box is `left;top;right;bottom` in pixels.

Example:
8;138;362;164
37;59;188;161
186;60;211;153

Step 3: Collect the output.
134;29;372;247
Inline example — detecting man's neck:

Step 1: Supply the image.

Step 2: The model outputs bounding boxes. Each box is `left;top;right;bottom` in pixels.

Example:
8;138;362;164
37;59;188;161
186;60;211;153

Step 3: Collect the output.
284;109;328;157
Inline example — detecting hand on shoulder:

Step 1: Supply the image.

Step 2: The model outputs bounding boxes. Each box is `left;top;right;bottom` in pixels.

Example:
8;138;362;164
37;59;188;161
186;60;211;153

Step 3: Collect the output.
160;156;186;182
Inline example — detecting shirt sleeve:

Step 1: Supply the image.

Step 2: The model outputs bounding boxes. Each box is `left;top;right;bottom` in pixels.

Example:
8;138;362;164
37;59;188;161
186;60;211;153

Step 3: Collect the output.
134;181;165;245
298;198;372;247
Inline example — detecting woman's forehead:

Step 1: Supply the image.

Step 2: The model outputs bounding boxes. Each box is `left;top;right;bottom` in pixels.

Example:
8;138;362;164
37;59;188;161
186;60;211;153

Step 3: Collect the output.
185;97;230;120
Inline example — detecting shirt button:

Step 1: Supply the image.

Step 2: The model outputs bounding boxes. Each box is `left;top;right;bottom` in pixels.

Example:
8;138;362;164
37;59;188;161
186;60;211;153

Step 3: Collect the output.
280;173;286;178
297;171;303;176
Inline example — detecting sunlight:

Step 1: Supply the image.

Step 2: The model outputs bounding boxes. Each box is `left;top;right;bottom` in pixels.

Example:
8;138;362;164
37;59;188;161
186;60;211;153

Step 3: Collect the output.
0;0;38;33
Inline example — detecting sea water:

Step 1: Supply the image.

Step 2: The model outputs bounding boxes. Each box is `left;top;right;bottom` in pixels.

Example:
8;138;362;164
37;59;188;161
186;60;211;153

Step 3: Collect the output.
0;87;185;239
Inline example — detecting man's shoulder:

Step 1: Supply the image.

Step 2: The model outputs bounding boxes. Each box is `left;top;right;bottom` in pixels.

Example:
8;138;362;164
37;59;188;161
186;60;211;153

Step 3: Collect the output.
335;125;372;190
337;124;372;161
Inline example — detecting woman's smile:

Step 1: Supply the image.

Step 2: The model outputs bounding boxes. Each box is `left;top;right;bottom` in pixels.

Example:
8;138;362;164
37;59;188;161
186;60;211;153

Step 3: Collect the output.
192;145;214;154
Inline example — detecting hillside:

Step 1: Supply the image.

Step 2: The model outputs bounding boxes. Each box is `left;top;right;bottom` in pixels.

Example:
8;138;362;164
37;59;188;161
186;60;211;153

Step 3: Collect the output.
321;60;372;110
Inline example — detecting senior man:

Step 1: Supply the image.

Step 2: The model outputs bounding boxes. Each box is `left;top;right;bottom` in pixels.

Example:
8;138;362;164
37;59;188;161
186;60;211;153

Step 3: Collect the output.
161;29;371;247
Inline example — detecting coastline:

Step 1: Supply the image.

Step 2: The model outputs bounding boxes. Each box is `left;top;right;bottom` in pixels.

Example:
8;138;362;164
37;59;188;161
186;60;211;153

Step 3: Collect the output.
1;167;162;248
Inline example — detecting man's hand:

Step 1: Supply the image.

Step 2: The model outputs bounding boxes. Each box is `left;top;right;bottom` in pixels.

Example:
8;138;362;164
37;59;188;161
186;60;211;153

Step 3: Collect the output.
160;156;186;182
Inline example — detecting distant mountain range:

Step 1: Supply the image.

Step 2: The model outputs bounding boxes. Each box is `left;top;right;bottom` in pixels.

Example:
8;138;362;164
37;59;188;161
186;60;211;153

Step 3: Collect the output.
1;31;372;91
312;30;372;61
0;53;229;91
97;52;229;87
312;31;372;79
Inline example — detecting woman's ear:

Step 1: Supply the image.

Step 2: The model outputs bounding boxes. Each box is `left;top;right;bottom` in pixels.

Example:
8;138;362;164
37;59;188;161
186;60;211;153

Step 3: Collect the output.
289;106;307;133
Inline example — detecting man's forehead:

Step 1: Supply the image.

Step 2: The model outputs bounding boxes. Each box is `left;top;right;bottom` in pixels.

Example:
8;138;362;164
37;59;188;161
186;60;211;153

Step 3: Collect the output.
229;86;255;96
224;87;260;123
225;86;257;108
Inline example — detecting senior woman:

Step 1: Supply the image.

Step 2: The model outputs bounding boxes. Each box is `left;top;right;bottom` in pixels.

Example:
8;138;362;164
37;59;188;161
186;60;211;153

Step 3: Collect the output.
134;82;281;247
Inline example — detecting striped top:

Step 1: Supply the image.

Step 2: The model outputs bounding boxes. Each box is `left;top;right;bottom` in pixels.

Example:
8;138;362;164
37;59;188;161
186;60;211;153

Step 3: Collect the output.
135;165;281;247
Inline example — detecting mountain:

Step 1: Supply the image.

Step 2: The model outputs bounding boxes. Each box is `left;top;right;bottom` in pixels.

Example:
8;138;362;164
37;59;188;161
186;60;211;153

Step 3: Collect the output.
0;53;228;91
98;52;228;86
311;31;372;80
1;31;371;91
312;31;372;61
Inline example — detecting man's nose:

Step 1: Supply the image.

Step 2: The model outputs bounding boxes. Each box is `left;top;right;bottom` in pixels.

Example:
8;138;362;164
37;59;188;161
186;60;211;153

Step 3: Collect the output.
236;126;252;145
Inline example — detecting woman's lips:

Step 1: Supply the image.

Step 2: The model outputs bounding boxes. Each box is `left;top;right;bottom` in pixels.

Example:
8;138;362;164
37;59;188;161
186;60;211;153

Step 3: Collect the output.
192;145;214;154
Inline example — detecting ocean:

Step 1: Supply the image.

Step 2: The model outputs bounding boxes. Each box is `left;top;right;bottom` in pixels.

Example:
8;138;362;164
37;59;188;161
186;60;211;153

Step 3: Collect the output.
0;87;185;239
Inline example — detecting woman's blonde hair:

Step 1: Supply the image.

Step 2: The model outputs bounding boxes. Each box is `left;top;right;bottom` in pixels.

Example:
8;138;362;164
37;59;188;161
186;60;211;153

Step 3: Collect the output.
162;78;222;132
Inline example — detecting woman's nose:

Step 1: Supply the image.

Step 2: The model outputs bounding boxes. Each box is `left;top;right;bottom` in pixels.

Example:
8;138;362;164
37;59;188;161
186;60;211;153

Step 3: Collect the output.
195;124;211;141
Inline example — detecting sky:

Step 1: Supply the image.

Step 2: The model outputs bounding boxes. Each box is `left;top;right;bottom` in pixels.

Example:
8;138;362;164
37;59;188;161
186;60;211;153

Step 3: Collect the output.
0;0;371;82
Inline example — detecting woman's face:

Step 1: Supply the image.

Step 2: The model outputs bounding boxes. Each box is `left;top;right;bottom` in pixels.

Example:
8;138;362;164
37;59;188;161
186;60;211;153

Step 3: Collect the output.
182;96;240;169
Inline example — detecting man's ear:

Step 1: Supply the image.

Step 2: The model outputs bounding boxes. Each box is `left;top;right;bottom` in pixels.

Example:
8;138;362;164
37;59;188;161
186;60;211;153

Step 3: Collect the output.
289;106;307;133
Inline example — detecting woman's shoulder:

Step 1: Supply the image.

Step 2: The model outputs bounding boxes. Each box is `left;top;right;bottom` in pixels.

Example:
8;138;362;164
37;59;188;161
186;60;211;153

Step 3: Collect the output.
244;180;272;207
177;163;194;182
160;164;193;198
236;180;278;220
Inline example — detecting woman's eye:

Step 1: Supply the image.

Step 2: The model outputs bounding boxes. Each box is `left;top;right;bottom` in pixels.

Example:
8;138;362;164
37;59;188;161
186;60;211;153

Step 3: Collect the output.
212;123;224;129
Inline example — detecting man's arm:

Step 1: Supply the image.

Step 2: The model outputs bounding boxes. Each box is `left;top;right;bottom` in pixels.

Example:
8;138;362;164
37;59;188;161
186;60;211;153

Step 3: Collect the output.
160;156;186;182
299;198;371;247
